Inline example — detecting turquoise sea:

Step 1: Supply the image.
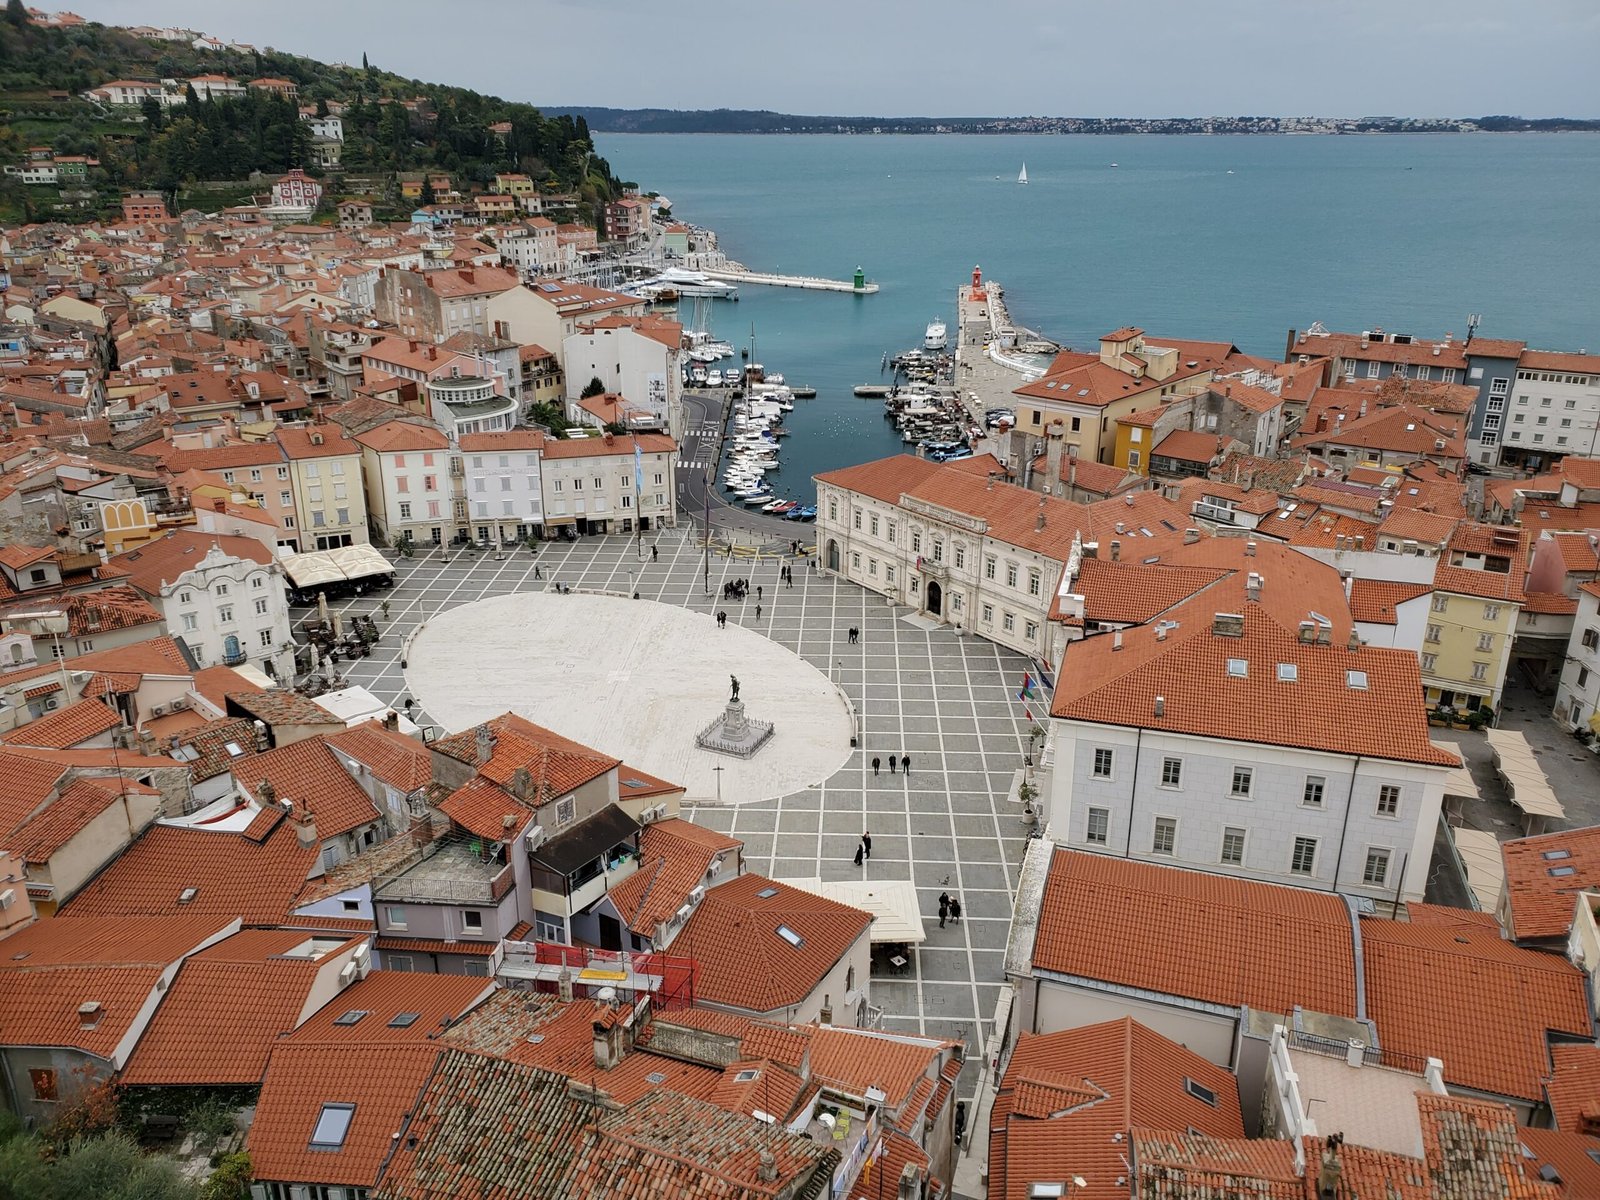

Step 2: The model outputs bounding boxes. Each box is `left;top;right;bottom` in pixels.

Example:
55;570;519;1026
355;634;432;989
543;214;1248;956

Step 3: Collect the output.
598;133;1600;500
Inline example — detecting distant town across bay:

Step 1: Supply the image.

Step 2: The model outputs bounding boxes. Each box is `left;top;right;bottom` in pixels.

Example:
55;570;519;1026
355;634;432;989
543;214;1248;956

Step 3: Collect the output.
548;109;1600;135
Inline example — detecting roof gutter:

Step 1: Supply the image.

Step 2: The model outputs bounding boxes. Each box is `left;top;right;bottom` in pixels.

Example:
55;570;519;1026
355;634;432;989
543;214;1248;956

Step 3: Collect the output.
1342;893;1368;1022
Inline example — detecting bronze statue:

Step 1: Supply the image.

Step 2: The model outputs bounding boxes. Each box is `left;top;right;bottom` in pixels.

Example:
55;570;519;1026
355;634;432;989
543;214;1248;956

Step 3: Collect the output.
730;675;740;701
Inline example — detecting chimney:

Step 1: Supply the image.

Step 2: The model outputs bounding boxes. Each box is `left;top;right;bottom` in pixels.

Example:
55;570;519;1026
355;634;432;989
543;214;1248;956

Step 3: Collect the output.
1156;624;1168;642
820;994;833;1025
1035;501;1046;532
1245;573;1262;602
758;1152;778;1184
509;765;534;802
1347;629;1361;652
461;268;475;284
558;966;574;1003
1045;421;1065;490
1115;521;1126;535
1212;612;1245;638
593;1005;625;1070
474;723;495;765
137;728;157;757
1299;620;1316;643
1316;1139;1344;1200
292;799;318;849
1244;540;1256;558
898;1163;920;1200
1112;630;1123;652
1110;540;1121;562
383;710;399;732
1183;527;1200;544
1154;695;1165;717
213;496;226;512
257;778;276;806
77;1001;104;1029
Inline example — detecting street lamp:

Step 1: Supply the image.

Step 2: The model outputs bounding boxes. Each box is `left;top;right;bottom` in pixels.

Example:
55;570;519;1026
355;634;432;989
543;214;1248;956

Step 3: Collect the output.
712;764;725;805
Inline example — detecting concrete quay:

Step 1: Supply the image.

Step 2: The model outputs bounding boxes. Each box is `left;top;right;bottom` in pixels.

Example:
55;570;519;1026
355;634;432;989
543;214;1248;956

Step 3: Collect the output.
702;267;880;294
952;278;1038;429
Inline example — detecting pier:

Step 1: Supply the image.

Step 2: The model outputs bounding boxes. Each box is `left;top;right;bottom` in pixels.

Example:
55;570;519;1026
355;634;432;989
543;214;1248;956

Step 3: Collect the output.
701;265;880;294
952;268;1040;428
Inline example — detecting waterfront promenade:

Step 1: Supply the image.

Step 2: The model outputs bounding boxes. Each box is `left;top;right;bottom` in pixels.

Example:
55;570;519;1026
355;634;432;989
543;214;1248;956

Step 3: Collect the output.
703;264;879;293
952;276;1038;429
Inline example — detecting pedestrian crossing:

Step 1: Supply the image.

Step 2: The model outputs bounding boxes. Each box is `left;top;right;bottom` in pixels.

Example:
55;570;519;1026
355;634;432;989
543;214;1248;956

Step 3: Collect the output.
677;458;712;471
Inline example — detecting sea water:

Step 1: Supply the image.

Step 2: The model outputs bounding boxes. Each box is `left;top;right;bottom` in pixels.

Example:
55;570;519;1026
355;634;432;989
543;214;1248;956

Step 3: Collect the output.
600;132;1600;498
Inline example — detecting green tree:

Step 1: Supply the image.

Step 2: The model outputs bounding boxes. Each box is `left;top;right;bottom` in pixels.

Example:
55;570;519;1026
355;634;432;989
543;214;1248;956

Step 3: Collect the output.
4;0;28;28
419;175;436;206
201;1152;252;1200
581;376;607;399
361;50;369;70
139;95;163;132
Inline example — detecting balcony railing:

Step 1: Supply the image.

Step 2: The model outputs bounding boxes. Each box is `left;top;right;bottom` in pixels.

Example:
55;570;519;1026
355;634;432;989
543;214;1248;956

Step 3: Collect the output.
222;647;248;666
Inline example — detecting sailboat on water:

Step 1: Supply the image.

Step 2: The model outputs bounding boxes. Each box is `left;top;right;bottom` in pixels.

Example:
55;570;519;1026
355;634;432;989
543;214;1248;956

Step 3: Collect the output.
1017;163;1028;185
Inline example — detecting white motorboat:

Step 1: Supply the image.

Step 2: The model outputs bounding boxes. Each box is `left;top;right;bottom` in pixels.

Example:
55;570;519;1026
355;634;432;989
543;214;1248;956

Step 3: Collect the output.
924;319;948;351
658;267;740;299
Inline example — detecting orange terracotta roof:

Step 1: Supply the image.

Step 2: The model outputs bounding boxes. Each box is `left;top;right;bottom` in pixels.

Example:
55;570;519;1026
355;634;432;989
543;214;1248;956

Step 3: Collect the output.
538;431;676;460
238;736;382;838
353;420;450;454
1349;579;1434;625
1361;916;1590;1102
109;528;276;596
1032;850;1358;1017
325;721;431;793
608;818;741;937
807;1025;948;1112
8;776;155;864
62;808;318;925
1050;556;1457;767
1518;1127;1600;1198
990;1017;1247;1200
678;873;871;1014
1544;1043;1600;1134
1129;1132;1302;1200
121;929;365;1086
2;696;121;748
0;915;236;1060
1500;826;1600;942
1521;349;1600;374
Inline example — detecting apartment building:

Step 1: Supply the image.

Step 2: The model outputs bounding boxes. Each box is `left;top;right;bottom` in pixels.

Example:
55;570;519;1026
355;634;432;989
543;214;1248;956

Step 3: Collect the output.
276;424;368;551
539;433;676;536
460;429;545;543
354;420;459;547
1422;523;1527;713
373;265;520;345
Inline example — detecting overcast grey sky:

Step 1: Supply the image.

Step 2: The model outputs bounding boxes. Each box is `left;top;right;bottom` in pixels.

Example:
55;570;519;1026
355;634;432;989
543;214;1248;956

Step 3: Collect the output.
68;0;1599;117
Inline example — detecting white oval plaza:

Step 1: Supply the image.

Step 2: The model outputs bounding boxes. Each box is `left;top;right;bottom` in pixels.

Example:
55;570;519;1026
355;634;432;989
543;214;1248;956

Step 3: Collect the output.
404;592;853;804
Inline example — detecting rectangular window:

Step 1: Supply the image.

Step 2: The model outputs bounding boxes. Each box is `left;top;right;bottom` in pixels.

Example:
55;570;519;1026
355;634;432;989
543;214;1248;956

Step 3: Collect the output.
258;629;274;648
1421;652;1437;672
1086;807;1109;845
1291;837;1318;876
1161;757;1182;788
1583;629;1599;651
1028;570;1041;596
932;540;943;563
1366;361;1381;378
981;603;993;623
1425;624;1442;644
1152;817;1177;855
218;605;234;623
1432;593;1449;613
398;502;412;520
911;531;922;553
1303;776;1325;807
1025;621;1037;639
1363;848;1391;887
953;545;965;569
853;509;862;530
886;520;896;542
310;1103;356;1149
1477;632;1494;652
985;556;996;580
1221;827;1246;866
868;558;878;576
1092;748;1114;778
28;1068;57;1102
1006;563;1018;588
1002;612;1015;633
462;910;483;933
870;515;879;536
1377;785;1401;816
1483;604;1501;621
1230;767;1252;798
386;906;407;929
181;613;197;631
1472;661;1489;682
885;566;895;584
556;796;576;825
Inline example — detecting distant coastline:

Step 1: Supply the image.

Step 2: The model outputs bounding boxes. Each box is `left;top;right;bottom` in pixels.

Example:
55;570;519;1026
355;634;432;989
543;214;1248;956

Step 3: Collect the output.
547;109;1600;136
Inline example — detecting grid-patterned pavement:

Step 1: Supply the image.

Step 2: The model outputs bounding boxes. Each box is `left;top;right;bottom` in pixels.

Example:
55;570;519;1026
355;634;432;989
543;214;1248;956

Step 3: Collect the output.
320;529;1038;1100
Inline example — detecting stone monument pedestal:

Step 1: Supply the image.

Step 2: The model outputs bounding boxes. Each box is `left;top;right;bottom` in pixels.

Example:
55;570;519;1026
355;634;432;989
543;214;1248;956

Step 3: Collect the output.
695;697;774;758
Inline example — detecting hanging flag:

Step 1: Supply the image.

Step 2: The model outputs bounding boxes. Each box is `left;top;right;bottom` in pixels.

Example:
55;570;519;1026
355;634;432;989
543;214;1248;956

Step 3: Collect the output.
1018;672;1036;701
1023;706;1033;721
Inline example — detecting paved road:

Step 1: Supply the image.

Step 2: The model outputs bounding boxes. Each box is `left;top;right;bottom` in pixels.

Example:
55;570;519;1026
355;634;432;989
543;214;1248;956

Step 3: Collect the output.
678;389;815;546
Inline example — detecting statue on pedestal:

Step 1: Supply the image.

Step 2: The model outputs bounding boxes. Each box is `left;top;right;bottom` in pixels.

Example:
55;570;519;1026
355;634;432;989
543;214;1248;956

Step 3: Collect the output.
730;675;740;701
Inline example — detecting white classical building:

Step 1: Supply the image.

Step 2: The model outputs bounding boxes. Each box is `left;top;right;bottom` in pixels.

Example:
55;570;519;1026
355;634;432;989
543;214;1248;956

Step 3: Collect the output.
110;530;295;681
1045;557;1458;907
813;454;1196;662
1502;351;1600;468
1554;581;1600;734
461;430;546;544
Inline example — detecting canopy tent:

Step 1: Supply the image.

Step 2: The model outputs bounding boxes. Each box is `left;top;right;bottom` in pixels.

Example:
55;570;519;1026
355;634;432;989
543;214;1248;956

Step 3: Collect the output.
1484;727;1565;836
280;545;395;597
1435;744;1482;824
776;877;927;945
1450;826;1506;915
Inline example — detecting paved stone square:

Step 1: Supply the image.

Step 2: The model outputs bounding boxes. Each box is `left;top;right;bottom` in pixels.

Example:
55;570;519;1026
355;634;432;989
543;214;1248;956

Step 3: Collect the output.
317;528;1040;1102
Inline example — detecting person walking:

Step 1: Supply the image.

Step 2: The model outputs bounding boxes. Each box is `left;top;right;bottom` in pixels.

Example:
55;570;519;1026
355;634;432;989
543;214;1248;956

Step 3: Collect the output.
938;892;950;929
950;895;962;924
888;755;896;775
651;544;658;562
854;841;865;868
862;830;872;859
872;756;881;776
901;753;911;778
755;604;762;620
534;564;542;580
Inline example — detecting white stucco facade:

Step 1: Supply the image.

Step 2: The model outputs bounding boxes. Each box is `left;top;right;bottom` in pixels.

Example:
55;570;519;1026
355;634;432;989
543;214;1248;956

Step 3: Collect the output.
162;545;294;681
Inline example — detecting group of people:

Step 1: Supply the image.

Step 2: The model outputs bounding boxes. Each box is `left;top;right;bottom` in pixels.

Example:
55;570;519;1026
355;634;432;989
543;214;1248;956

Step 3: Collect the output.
846;626;861;644
937;891;962;928
853;830;873;866
779;564;795;587
721;578;754;601
870;754;912;778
